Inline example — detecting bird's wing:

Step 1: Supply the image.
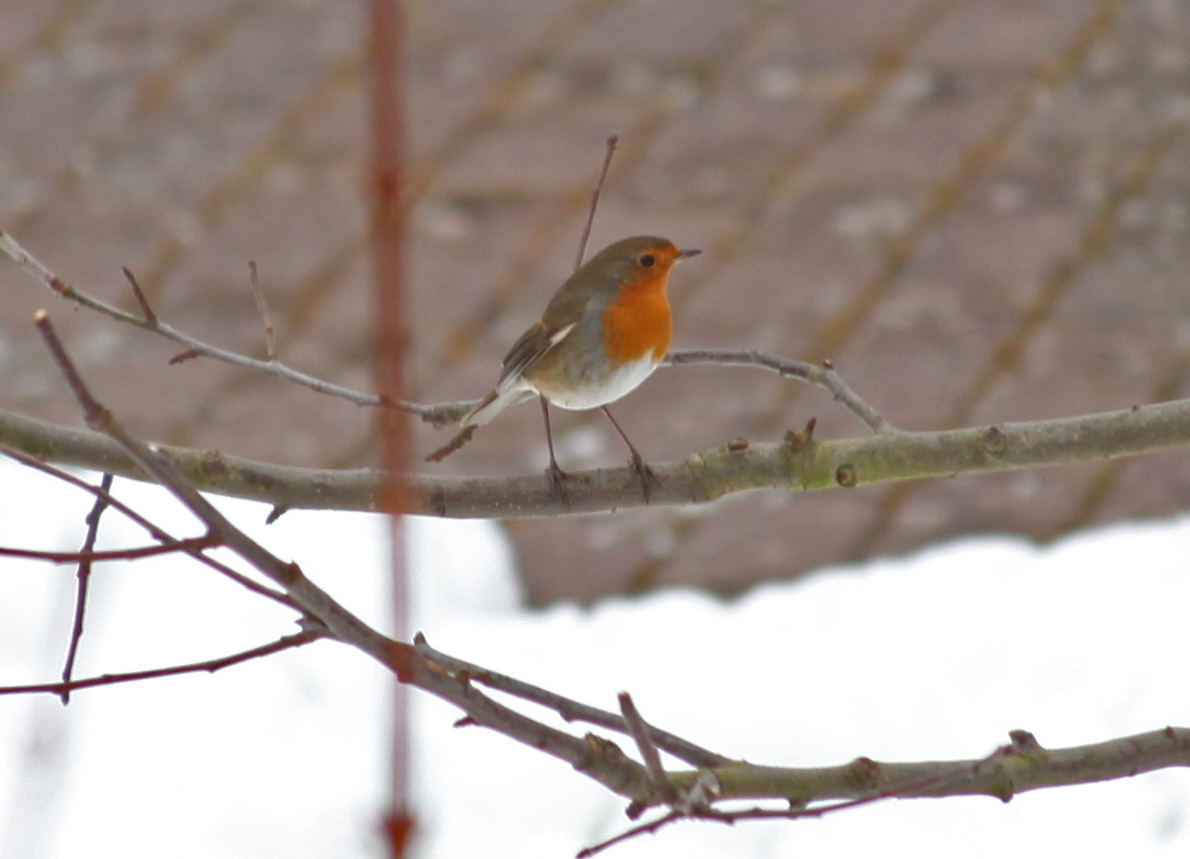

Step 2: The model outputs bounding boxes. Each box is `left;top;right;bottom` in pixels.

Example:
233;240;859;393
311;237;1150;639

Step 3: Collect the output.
494;320;577;393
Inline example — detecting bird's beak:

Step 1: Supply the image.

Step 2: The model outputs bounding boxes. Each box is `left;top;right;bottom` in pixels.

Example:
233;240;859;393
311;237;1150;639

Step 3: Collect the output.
676;248;702;261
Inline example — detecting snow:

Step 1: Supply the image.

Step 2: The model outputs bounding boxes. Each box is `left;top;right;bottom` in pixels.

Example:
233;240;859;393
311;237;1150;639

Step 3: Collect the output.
0;455;1187;858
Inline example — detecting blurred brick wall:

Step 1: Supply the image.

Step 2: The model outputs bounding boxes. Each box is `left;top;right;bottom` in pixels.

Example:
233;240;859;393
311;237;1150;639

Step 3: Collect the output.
2;0;1189;602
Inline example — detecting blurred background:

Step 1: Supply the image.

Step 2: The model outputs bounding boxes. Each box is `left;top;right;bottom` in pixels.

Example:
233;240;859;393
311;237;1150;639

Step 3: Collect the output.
2;0;1189;603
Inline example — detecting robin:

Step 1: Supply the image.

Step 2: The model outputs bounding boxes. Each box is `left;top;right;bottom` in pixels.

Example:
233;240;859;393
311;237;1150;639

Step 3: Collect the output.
427;235;700;500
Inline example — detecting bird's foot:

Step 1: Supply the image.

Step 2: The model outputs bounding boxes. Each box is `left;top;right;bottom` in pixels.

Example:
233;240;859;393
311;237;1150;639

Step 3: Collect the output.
546;461;573;508
628;452;660;504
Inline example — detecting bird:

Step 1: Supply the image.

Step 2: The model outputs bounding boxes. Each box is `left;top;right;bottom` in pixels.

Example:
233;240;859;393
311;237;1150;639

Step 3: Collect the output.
426;235;700;501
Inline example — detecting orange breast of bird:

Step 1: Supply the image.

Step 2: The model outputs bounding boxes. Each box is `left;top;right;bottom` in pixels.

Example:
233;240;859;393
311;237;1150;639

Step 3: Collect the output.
600;272;673;366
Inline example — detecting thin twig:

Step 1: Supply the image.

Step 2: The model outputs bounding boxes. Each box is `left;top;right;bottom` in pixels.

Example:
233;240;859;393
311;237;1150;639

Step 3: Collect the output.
0;233;440;421
247;260;277;360
1;535;219;563
664;348;892;433
415;634;728;768
1;630;323;697
574;134;618;271
60;472;113;704
122;267;156;322
618;692;677;803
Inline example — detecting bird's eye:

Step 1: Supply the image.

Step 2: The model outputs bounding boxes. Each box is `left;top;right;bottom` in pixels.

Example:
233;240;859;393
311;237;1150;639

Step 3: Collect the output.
638;253;656;267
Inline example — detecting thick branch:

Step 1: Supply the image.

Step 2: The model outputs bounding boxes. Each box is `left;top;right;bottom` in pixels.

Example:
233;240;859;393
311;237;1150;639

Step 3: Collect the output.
677;727;1190;806
4;396;1190;518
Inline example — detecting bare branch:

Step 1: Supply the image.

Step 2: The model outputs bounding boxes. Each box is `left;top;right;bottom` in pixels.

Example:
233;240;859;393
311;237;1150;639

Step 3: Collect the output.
669;727;1190;805
5;395;1190;519
0;233;439;420
416;634;729;769
24;310;656;802
0;630;323;697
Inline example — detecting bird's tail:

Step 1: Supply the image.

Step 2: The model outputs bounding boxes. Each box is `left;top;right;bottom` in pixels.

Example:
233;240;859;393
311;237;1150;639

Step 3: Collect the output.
424;388;530;462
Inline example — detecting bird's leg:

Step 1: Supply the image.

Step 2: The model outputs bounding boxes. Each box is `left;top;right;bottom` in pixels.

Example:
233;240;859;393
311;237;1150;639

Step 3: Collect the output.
539;395;571;505
600;406;659;503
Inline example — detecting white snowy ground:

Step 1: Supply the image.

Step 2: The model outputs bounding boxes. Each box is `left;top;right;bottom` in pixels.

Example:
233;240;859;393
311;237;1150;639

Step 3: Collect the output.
0;455;1187;858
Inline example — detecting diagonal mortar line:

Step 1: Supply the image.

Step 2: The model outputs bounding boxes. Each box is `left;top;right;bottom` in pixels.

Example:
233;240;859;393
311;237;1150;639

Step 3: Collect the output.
5;0;268;239
131;0;267;116
669;0;962;312
158;235;371;452
750;0;1134;436
132;51;364;301
403;0;630;208
624;0;964;596
0;0;95;91
848;119;1186;559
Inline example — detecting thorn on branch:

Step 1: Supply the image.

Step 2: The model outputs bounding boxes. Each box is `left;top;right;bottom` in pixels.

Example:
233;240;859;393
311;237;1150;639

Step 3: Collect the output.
1008;729;1044;754
169;348;201;365
784;417;817;451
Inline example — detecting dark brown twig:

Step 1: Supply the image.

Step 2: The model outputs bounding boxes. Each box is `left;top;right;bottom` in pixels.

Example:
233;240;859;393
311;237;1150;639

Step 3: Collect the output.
59;472;114;704
1;536;219;564
1;630;323;697
122;266;156;323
